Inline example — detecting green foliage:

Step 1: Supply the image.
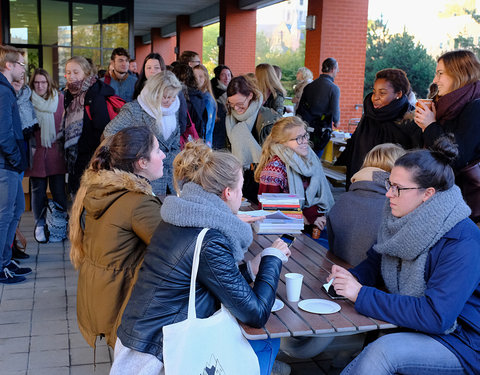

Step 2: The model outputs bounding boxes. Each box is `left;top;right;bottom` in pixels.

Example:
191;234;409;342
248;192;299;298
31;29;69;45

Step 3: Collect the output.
202;23;219;76
255;30;306;97
365;19;436;98
453;9;480;56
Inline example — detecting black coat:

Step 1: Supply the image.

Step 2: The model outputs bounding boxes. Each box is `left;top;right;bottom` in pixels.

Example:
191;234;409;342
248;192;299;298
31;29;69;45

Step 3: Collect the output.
64;79;114;193
422;98;480;170
117;223;282;361
185;87;207;138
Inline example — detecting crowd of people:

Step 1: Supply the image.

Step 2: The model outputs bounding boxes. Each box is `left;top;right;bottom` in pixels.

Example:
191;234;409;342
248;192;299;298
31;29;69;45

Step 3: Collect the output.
0;42;479;375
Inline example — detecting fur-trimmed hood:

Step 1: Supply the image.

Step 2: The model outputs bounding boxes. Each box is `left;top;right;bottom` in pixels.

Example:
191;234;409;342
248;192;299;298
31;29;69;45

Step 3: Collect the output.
81;169;154;220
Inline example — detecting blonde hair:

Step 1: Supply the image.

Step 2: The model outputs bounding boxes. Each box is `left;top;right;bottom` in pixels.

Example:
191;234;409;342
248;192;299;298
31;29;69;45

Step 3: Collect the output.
66;56;94;77
254;116;307;182
0;45;24;72
173;140;242;196
297;67;313;81
438;50;480;92
140;70;182;115
361;143;406;172
255;63;286;100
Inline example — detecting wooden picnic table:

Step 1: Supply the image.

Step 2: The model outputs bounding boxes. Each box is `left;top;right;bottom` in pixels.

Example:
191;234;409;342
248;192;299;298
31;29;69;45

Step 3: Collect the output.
240;231;396;340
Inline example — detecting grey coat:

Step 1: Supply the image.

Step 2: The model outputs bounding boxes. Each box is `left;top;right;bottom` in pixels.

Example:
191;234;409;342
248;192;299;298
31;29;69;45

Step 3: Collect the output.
326;170;389;266
103;100;180;195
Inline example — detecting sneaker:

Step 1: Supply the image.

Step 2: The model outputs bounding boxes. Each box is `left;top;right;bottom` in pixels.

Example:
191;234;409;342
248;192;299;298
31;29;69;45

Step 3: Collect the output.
5;260;32;276
12;245;29;260
35;226;47;243
271;360;291;375
0;268;26;284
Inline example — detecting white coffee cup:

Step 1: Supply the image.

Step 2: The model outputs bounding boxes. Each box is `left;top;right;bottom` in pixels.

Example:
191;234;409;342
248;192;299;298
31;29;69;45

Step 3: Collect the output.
285;273;304;302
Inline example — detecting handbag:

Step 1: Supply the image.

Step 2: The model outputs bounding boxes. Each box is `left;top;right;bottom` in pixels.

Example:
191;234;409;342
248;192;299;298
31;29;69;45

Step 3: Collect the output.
456;159;480;221
180;110;200;150
162;228;260;375
35;199;68;243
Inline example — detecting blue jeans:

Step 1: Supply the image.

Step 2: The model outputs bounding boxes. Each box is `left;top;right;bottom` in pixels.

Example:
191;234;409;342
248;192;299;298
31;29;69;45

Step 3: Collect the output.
0;169;25;268
249;338;281;375
341;332;466;375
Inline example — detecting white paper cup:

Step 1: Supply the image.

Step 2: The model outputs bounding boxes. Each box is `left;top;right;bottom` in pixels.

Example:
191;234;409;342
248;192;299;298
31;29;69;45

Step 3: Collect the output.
285;273;304;302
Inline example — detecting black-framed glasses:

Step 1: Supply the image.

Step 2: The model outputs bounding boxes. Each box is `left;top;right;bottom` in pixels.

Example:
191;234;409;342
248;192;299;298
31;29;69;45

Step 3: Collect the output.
227;96;249;111
385;179;423;197
289;132;310;145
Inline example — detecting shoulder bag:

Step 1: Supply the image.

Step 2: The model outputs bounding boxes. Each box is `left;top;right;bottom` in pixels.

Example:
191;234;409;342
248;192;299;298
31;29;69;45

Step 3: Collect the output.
162;228;260;375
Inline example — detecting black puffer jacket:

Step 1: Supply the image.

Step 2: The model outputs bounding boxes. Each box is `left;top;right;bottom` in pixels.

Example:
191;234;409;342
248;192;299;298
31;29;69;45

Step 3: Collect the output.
117;223;282;361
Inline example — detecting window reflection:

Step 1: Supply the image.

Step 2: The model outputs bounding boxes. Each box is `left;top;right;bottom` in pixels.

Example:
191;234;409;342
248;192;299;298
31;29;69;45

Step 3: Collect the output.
10;0;39;44
73;3;100;48
41;0;70;46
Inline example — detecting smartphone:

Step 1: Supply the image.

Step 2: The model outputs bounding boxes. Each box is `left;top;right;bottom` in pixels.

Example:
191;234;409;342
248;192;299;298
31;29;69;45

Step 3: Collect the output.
280;234;295;247
326;286;348;300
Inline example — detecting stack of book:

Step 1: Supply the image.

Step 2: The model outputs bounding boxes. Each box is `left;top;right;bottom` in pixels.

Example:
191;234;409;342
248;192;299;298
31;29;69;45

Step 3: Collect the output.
253;194;304;234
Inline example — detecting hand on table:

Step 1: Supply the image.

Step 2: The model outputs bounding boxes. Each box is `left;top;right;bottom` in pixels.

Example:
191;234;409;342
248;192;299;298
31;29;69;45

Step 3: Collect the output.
313;216;326;230
237;214;266;223
328;265;362;303
414;103;436;131
271;238;291;259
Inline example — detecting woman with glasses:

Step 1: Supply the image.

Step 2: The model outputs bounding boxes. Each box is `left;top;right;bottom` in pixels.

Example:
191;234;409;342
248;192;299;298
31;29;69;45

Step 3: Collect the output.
26;68;67;243
329;135;480;375
327;143;405;266
340;68;422;189
415;50;480;223
255;116;334;234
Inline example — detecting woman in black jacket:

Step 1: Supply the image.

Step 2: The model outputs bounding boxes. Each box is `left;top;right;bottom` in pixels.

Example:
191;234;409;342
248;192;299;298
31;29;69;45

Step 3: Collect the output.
112;141;291;375
415;50;480;223
63;56;114;194
340;68;422;188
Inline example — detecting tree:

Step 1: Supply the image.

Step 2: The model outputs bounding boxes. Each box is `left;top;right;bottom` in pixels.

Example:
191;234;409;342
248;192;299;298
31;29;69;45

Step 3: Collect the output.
453;8;480;56
365;19;436;98
202;23;219;75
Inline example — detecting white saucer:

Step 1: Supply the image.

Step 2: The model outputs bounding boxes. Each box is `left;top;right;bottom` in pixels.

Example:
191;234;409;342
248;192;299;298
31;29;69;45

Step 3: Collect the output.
271;299;284;312
298;299;341;314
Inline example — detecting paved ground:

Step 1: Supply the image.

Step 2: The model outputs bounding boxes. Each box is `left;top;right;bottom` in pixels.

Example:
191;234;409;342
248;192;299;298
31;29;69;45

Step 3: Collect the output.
0;206;352;375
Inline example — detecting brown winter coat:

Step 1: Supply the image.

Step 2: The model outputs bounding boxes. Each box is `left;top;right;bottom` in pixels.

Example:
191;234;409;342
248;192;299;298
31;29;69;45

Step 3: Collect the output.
69;168;162;348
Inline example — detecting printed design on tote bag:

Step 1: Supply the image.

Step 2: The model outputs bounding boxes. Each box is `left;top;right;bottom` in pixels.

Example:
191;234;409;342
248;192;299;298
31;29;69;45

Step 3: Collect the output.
201;354;226;375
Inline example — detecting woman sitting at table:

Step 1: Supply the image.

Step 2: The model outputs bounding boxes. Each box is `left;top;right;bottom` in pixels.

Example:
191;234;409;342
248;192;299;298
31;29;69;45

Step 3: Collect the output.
112;141;291;375
69;126;164;349
339;68;422;188
255;116;334;233
327;143;405;266
330;135;480;375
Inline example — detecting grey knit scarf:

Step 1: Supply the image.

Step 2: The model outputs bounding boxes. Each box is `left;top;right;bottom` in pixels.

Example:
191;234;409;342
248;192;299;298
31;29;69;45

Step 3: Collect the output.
374;185;471;298
225;96;263;167
16;85;37;130
160;182;253;262
271;143;334;212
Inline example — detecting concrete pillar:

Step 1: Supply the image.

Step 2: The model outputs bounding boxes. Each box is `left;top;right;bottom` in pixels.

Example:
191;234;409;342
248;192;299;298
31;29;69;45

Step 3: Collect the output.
134;36;152;68
176;15;203;61
305;0;369;132
152;28;177;65
219;0;256;75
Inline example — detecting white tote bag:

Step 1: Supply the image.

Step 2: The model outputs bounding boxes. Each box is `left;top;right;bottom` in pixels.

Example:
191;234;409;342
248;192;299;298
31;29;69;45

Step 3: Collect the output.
162;228;260;375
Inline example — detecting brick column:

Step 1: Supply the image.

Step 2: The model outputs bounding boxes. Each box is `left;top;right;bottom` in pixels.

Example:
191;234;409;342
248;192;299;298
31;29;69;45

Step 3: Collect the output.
219;0;256;76
305;0;369;132
152;28;177;65
134;36;152;67
176;15;203;61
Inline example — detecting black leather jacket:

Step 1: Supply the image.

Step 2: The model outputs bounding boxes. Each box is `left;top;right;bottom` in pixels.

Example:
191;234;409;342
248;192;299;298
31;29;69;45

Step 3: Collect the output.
117;223;282;361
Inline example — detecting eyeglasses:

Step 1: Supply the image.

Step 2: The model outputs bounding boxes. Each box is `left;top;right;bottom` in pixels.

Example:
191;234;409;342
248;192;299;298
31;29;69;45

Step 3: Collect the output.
15;61;26;68
227;96;249;111
289;132;310;144
385;179;423;197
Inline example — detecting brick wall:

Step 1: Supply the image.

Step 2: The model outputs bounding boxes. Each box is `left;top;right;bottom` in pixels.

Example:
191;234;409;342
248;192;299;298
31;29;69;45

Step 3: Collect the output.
134;36;152;68
152;29;176;65
219;0;256;75
177;15;203;62
305;0;368;133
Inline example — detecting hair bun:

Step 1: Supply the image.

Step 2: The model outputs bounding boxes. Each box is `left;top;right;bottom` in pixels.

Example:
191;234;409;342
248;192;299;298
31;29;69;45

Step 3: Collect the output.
430;133;458;166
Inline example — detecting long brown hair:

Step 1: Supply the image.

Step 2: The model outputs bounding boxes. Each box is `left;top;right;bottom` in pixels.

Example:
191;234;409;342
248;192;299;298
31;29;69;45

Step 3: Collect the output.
438;50;480;92
255;63;286;100
254;116;307;182
29;68;57;100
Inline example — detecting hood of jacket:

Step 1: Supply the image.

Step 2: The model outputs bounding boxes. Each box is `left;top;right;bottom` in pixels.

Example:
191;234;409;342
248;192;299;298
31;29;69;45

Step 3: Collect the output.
81;168;153;220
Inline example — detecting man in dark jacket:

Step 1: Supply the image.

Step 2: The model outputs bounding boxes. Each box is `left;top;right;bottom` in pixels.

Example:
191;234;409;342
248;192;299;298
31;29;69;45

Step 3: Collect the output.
0;45;32;284
297;57;340;154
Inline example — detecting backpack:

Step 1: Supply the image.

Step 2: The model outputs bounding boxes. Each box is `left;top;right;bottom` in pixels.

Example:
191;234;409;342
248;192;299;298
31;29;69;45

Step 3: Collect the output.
85;95;126;121
253;106;282;145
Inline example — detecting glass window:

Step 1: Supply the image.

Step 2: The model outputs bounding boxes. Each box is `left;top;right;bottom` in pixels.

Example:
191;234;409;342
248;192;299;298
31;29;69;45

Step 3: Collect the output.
41;0;71;46
102;5;129;50
10;0;40;44
102;48;114;68
73;3;100;48
72;48;101;70
57;47;72;88
23;48;40;79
